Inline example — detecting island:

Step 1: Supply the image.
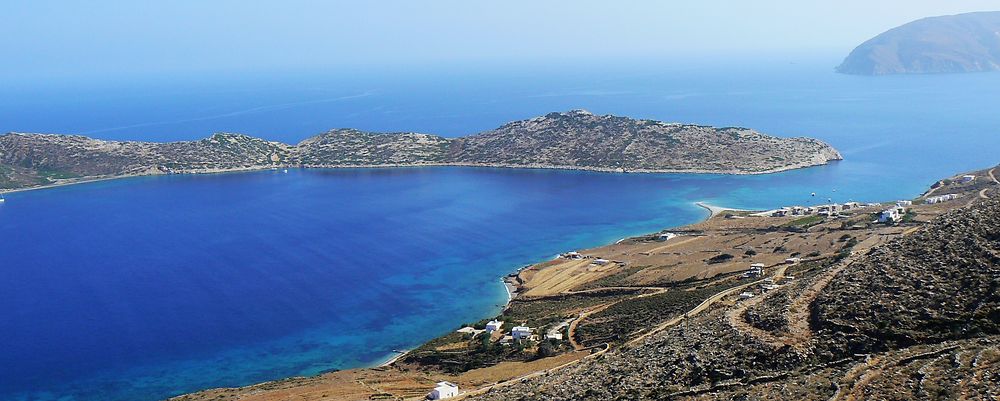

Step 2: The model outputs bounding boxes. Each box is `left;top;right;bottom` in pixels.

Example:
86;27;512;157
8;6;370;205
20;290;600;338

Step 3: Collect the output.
172;166;1000;401
837;11;1000;75
0;110;842;191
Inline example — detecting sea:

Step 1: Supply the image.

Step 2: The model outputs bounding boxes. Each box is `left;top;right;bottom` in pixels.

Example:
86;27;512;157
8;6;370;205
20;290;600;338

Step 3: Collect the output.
1;56;998;401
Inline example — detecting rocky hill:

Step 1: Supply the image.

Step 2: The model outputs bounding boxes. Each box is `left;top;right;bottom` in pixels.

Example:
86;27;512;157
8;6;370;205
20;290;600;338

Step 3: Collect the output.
0;133;292;189
837;11;1000;75
467;196;1000;400
0;111;842;190
297;128;450;166
450;110;840;173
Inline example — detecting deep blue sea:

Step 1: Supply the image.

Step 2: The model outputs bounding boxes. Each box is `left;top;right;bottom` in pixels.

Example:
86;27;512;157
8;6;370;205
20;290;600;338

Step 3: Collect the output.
1;57;999;401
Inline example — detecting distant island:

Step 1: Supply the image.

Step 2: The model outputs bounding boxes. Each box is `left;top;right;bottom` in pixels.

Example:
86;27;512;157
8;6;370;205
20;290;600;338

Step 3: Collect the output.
0;110;841;191
837;11;1000;75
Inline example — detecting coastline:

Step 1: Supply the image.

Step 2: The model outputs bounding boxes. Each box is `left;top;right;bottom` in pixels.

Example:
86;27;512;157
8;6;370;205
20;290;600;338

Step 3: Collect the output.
377;349;409;368
695;201;750;218
1;159;839;195
0;165;292;195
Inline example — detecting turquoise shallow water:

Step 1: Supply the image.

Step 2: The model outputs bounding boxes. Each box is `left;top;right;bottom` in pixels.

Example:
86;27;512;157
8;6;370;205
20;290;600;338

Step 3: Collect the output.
1;60;999;400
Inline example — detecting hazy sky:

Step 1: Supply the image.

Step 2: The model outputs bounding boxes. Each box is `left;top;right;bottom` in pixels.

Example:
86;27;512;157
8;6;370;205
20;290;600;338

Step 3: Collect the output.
2;1;998;80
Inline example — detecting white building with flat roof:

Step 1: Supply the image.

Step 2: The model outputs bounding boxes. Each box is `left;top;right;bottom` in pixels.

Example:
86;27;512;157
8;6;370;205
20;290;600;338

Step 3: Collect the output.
428;381;459;400
511;326;532;340
485;320;504;333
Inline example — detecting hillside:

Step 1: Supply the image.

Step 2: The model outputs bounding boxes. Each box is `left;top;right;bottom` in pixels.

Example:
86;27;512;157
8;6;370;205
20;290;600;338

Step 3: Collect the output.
0;111;841;191
837;11;1000;75
297;128;451;166
467;179;1000;400
0;133;292;189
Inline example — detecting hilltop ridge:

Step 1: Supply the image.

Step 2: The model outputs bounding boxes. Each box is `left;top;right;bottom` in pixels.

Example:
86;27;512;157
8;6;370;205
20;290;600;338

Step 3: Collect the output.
0;111;841;191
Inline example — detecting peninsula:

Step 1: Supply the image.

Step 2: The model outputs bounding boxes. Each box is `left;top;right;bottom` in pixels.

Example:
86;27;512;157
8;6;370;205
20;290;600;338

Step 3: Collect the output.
837;11;1000;75
0;110;841;191
173;166;1000;401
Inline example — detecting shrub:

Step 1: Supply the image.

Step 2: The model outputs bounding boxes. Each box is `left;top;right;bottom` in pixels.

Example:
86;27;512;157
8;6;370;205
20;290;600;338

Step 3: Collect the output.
707;253;735;264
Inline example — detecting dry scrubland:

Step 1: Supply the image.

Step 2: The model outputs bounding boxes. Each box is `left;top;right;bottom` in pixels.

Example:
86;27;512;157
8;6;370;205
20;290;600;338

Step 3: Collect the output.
174;167;999;400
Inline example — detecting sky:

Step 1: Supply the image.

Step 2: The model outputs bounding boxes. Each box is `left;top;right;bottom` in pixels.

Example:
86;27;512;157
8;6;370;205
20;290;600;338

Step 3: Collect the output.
2;1;998;81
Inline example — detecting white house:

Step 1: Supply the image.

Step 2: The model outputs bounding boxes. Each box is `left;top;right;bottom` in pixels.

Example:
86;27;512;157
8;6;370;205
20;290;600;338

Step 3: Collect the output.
961;175;976;183
511;326;532;340
563;251;582;259
879;207;906;223
544;333;563;341
657;232;676;241
592;258;610;266
428;381;459;400
485;320;504;333
785;257;801;264
739;292;755;299
896;200;913;207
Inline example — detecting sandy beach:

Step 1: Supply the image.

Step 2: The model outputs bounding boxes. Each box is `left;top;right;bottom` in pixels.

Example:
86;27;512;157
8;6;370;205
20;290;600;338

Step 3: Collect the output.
695;201;750;217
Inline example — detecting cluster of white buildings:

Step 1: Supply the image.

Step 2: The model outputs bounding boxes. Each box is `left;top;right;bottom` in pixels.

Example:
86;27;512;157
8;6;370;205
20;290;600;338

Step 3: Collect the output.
559;252;615;267
739;274;791;301
926;193;961;204
486;320;539;345
768;202;864;218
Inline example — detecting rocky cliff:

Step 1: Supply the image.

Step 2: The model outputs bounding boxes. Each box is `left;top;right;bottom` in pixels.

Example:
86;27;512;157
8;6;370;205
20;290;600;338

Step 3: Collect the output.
837;11;1000;75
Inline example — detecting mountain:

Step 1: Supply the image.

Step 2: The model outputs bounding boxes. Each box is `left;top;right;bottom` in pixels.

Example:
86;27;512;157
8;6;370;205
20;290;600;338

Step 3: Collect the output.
837;11;1000;75
0;111;842;190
